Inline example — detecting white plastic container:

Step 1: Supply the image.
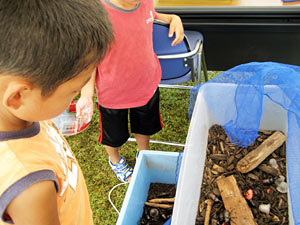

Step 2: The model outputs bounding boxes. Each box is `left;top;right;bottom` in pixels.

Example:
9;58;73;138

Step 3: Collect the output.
171;83;294;225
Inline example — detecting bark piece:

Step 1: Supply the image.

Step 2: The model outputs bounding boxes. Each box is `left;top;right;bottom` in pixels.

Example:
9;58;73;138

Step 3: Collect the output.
148;197;175;203
204;199;213;225
144;202;173;209
236;131;286;173
217;175;257;225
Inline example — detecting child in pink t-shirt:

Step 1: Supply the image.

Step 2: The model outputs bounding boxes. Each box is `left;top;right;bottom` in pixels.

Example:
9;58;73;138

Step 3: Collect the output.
77;0;184;182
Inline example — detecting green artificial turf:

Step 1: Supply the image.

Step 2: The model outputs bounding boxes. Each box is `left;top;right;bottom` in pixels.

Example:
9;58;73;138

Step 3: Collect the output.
66;71;221;225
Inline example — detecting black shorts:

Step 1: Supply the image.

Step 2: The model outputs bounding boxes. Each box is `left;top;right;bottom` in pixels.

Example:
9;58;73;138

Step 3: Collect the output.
98;88;163;147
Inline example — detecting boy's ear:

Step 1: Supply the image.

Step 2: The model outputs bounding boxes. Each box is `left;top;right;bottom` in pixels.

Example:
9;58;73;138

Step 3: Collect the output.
3;82;32;110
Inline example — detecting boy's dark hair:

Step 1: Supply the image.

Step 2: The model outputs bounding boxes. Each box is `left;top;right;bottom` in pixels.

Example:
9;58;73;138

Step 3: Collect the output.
0;0;113;96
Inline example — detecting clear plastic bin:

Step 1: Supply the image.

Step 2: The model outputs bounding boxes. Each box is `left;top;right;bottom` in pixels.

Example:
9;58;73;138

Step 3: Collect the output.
172;83;294;225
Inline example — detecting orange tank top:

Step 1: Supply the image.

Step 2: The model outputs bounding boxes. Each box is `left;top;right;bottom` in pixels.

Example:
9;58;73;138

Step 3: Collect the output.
0;121;93;225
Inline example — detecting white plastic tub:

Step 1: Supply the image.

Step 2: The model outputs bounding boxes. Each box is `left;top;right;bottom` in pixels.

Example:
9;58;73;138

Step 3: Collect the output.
172;83;294;225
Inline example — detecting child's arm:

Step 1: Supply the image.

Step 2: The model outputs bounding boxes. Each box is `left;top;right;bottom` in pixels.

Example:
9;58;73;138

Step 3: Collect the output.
156;13;184;46
76;69;96;119
6;180;60;225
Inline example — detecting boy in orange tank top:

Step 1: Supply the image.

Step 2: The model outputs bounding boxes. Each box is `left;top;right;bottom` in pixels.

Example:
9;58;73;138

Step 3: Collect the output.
0;1;113;225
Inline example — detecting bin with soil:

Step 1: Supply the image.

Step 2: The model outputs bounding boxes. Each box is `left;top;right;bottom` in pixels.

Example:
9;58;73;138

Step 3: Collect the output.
196;124;288;225
139;183;176;225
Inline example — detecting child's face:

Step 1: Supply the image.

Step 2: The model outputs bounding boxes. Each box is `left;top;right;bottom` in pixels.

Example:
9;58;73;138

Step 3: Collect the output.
19;65;96;122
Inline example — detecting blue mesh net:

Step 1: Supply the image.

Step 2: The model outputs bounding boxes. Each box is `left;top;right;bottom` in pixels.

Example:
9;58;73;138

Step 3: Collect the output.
189;62;300;224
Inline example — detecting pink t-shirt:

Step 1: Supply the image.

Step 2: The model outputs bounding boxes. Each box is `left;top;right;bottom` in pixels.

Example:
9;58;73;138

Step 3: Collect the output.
96;0;162;109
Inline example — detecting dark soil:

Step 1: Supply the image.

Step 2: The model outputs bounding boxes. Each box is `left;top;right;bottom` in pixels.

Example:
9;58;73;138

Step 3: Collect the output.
139;183;176;225
196;125;288;225
139;125;288;225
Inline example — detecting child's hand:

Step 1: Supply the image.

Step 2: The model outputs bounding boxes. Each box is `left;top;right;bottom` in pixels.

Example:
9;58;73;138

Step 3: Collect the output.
76;96;94;125
168;15;184;46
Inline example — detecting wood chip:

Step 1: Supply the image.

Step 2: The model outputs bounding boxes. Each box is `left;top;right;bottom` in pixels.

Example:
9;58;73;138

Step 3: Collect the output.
212;145;217;154
220;141;225;153
210;154;227;161
258;164;281;176
227;155;235;165
212;164;226;173
247;173;259;180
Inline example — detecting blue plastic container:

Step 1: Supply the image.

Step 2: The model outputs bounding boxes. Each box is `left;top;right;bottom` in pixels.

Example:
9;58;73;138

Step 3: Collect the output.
116;150;179;225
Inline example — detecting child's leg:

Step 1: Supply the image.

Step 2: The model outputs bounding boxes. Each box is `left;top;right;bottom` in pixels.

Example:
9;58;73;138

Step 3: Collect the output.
98;105;133;182
131;88;162;153
134;133;150;151
104;145;121;164
98;104;129;148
